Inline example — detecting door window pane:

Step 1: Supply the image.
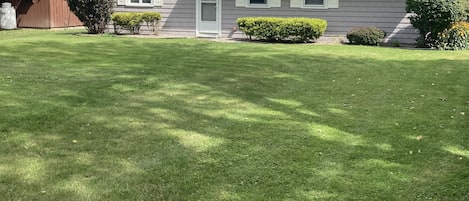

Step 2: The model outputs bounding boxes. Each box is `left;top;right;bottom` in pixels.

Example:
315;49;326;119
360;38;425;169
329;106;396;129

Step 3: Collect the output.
202;3;216;21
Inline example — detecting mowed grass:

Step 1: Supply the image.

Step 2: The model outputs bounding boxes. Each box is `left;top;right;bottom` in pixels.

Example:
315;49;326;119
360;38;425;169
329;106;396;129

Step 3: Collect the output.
0;29;468;201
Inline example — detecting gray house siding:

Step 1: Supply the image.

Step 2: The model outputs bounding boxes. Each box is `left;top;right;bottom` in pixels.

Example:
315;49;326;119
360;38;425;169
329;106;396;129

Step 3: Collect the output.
114;0;196;36
222;0;417;43
114;0;418;43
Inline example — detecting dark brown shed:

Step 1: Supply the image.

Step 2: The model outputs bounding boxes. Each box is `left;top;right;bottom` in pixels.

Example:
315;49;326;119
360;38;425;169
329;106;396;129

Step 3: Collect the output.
1;0;82;28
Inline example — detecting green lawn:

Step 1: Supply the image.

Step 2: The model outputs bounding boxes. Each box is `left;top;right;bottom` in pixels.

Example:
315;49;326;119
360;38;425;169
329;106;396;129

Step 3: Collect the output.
0;29;468;201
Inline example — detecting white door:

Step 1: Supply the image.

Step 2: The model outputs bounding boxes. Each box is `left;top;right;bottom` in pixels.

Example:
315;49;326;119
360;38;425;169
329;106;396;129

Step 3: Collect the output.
197;0;220;37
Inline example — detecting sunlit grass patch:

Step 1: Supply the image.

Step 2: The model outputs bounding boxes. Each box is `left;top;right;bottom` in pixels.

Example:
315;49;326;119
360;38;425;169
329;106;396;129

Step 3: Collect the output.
444;145;469;159
309;124;364;146
168;129;225;152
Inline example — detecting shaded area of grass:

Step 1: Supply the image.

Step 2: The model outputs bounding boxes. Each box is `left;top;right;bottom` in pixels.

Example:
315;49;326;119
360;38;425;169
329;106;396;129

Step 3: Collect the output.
0;29;469;200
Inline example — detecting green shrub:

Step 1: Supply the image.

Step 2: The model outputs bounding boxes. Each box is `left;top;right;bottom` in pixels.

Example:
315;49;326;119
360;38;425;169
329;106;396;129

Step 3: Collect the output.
406;0;464;47
389;40;401;47
67;0;113;34
111;13;144;34
111;12;161;35
142;12;162;34
346;27;386;46
460;0;469;21
237;17;327;42
436;21;469;50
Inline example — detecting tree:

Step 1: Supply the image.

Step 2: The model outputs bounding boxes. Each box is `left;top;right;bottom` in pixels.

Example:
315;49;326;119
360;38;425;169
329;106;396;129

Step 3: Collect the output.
406;0;464;47
67;0;114;34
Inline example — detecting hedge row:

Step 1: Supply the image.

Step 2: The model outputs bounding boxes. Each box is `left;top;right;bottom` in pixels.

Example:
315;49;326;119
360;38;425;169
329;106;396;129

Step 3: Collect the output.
111;12;161;35
237;17;327;42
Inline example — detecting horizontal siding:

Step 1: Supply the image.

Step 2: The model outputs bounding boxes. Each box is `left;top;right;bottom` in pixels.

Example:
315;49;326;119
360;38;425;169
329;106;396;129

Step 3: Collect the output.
115;0;418;43
222;0;418;43
114;0;196;36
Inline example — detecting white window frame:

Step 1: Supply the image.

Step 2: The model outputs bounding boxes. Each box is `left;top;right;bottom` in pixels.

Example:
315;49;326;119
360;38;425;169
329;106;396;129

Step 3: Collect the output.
290;0;338;9
236;0;280;8
117;0;163;7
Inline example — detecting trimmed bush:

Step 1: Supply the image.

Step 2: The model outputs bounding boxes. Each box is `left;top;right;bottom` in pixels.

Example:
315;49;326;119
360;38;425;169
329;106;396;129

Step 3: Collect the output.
237;17;327;42
142;12;162;34
67;0;113;34
406;0;464;47
346;27;386;46
436;21;469;50
112;12;161;35
112;13;144;34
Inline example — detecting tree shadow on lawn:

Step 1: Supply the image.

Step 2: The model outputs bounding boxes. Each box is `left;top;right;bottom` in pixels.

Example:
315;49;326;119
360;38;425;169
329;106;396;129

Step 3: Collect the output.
1;39;469;200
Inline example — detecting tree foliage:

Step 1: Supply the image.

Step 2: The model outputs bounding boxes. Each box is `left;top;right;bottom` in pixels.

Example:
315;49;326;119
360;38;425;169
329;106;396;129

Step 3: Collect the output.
406;0;464;47
67;0;114;34
460;0;469;21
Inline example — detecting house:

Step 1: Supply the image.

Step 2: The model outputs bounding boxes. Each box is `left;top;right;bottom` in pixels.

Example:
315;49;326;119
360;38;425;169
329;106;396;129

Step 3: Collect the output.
115;0;418;43
1;0;81;28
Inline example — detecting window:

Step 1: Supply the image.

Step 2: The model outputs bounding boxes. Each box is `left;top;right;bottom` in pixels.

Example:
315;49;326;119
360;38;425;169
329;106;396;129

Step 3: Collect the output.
117;0;162;6
129;0;153;6
201;2;216;21
250;0;267;4
290;0;338;9
235;0;281;8
305;0;324;6
130;0;151;3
